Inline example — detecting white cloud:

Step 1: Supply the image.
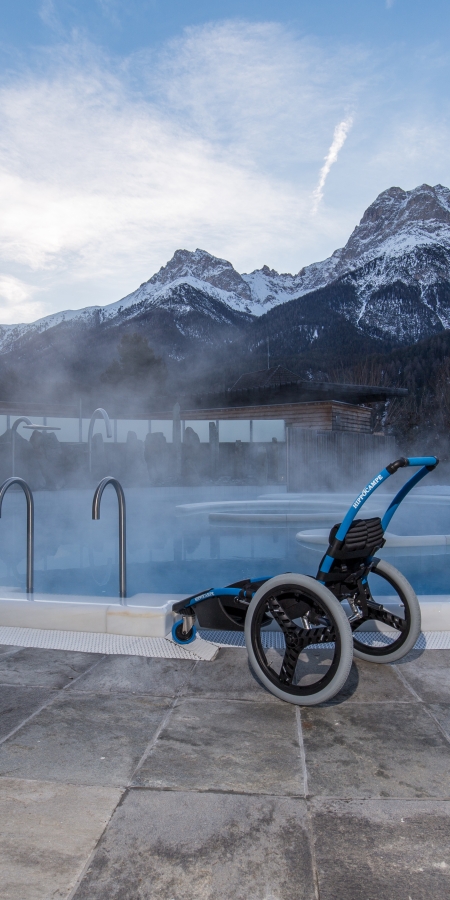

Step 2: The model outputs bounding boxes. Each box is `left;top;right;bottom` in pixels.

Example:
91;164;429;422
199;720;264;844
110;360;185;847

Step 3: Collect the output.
156;22;363;173
0;66;303;272
0;25;367;321
0;21;448;323
312;115;353;212
0;275;44;324
39;0;63;34
96;1;122;27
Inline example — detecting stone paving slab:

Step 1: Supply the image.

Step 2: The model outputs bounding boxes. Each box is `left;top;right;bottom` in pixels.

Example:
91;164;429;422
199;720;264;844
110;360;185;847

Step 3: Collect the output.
0;648;104;689
67;654;196;697
395;649;450;702
133;697;303;795
0;777;121;900
180;648;277;701
428;704;450;741
0;645;448;899
311;798;450;900
0;693;172;786
72;789;316;900
324;657;413;705
0;646;22;660
0;686;52;743
301;702;450;798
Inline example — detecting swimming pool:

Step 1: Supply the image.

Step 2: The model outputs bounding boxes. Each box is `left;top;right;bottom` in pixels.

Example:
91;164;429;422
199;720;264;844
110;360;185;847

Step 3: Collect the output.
0;485;449;599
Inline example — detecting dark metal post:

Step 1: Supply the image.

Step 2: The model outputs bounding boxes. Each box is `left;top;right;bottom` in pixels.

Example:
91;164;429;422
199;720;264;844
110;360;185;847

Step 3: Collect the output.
92;477;126;601
209;421;219;480
172;402;181;479
0;477;34;594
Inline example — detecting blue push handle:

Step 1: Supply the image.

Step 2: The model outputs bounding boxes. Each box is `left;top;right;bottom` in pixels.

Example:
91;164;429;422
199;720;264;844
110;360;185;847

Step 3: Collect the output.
319;455;438;576
381;457;438;530
399;457;437;468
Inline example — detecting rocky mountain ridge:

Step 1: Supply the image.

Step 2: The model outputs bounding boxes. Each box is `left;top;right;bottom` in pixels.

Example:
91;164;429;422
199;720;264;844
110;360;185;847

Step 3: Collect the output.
1;183;450;382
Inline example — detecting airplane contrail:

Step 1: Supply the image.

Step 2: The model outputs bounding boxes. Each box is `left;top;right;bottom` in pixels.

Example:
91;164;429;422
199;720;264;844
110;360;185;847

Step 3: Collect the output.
312;115;353;212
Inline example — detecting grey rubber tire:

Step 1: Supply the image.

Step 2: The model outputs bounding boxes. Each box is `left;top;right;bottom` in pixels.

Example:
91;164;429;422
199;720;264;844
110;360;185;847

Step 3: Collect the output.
353;558;421;663
245;574;354;706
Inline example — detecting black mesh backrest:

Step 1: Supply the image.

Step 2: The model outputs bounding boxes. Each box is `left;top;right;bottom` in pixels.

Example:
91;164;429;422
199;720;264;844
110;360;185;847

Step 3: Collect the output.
328;517;384;558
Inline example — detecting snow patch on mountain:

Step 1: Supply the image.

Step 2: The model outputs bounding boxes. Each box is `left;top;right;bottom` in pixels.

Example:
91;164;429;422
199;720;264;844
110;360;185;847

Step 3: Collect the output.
241;183;450;309
109;249;257;316
0;305;103;353
2;183;450;353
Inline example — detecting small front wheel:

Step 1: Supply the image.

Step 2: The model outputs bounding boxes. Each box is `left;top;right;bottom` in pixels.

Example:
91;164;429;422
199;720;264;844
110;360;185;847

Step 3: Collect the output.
171;620;197;645
245;574;353;705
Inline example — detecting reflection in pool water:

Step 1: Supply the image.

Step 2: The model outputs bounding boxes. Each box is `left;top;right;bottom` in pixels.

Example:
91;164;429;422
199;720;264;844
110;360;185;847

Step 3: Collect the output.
0;486;449;599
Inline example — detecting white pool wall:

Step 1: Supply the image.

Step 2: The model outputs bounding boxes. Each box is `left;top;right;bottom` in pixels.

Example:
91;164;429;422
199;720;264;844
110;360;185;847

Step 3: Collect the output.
0;592;449;636
0;591;184;637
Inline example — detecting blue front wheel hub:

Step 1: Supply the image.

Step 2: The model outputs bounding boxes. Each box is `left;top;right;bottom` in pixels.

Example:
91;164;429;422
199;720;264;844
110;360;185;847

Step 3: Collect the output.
172;620;197;645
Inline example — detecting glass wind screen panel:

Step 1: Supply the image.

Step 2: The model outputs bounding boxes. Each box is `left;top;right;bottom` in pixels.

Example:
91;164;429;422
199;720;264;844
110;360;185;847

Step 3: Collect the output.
116;419;148;442
0;415;7;436
252;420;285;442
46;418;79;442
219;420;251;442
183;420;210;442
149;420;173;442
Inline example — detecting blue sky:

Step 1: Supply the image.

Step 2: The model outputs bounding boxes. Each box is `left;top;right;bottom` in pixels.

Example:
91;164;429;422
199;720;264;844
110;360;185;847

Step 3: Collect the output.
0;1;449;322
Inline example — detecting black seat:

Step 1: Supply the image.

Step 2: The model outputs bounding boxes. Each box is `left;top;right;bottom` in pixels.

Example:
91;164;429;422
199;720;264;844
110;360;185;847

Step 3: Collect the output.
328;517;385;559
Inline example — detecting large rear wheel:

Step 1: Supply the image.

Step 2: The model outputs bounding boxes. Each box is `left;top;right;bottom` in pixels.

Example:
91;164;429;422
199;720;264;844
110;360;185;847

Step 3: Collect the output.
245;574;353;705
352;558;420;663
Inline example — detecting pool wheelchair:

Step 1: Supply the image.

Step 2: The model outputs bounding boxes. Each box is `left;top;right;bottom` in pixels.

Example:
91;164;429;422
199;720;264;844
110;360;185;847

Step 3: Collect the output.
172;456;438;705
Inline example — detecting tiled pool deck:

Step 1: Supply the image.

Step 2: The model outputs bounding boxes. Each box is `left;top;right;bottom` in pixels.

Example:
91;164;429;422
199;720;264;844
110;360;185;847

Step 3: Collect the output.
0;643;449;899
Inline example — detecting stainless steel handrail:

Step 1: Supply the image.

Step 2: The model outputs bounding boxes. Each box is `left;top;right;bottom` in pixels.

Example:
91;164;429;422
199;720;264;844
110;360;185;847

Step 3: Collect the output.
92;477;126;601
0;477;34;594
88;408;112;473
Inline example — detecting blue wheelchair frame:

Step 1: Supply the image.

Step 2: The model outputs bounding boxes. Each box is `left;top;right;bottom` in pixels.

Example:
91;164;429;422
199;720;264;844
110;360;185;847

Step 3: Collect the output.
171;456;438;644
318;456;438;578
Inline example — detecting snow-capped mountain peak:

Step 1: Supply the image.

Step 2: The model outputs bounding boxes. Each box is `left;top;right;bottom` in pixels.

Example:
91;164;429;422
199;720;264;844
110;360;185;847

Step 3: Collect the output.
240;183;450;309
100;247;264;317
341;183;450;263
2;183;450;356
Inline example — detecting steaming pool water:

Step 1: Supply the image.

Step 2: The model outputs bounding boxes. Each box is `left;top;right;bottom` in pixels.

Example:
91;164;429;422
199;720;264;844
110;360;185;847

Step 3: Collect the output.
0;485;449;601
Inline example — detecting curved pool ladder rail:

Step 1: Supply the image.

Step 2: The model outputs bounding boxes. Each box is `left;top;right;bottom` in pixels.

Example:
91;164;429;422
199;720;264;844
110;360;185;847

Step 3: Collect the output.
0;477;34;595
92;477;126;601
88;408;112;474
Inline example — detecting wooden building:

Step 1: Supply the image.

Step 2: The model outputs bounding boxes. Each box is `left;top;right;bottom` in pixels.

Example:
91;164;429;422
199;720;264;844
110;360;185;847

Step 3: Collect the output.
139;399;372;432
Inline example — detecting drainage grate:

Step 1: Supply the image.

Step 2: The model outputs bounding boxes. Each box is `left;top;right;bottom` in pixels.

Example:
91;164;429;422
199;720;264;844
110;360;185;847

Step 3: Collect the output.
1;626;449;658
0;627;217;661
198;629;450;650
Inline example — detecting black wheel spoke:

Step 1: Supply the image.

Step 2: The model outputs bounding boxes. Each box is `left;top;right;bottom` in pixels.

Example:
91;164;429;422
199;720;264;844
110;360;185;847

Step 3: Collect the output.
366;603;406;632
310;624;337;643
279;644;301;684
247;579;351;702
267;594;338;684
351;560;418;660
267;594;301;636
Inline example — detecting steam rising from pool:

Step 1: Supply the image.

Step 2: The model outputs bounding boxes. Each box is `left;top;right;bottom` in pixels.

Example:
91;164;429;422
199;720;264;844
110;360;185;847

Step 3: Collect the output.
0;484;449;600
